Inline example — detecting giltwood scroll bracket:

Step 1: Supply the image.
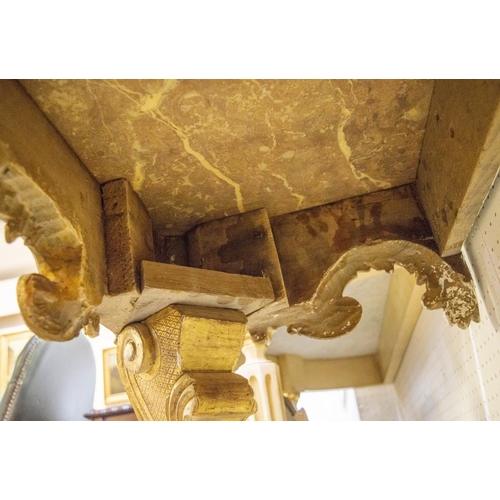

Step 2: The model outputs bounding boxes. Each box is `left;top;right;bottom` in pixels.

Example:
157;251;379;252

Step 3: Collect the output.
116;304;257;421
249;239;480;342
0;80;106;342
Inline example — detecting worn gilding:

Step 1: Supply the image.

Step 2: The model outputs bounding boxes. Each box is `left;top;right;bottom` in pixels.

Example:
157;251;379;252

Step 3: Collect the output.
249;240;480;342
116;304;257;421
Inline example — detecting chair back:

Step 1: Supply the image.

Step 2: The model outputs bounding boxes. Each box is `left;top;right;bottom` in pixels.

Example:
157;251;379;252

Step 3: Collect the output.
0;333;96;421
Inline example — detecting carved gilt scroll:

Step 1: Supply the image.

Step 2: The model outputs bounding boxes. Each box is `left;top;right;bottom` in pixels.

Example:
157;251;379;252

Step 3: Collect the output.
0;80;106;341
116;304;257;421
249;240;480;341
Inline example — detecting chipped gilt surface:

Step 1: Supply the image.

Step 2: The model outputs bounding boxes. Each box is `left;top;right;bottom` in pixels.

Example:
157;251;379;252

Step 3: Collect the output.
249;240;480;342
0;80;106;342
0;160;99;341
116;304;257;421
21;79;434;234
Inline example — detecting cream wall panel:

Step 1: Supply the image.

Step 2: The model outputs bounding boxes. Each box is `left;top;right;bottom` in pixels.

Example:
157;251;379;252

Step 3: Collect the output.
304;356;382;390
394;308;486;421
377;266;425;383
277;354;382;393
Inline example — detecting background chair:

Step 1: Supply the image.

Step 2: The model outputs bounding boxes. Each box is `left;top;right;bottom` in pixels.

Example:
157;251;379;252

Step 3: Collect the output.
0;333;96;421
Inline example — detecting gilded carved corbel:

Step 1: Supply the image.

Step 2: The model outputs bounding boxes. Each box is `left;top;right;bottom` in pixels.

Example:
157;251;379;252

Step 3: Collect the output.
116;304;257;421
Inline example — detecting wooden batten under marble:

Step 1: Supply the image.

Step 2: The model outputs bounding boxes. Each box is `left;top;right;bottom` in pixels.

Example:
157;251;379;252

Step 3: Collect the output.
98;178;156;333
101;178;156;295
129;261;275;323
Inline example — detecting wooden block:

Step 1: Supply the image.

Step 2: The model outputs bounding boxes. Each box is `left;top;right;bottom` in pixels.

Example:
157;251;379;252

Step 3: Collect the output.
128;261;275;324
416;80;500;256
187;208;287;305
98;179;155;332
101;178;155;295
187;208;289;340
153;232;189;266
270;184;433;306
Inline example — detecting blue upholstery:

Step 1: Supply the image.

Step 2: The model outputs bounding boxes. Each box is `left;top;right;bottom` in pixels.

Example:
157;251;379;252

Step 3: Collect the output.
0;333;96;421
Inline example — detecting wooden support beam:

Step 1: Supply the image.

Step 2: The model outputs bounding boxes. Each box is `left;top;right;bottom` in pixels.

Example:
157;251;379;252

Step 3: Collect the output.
187;207;289;338
0;80;106;341
416;80;500;256
187;207;287;307
101;178;155;296
98;179;155;332
98;260;275;333
129;261;275;323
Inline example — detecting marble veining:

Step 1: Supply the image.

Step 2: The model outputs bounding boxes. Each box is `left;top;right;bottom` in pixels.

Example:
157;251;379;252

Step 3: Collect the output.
21;79;434;234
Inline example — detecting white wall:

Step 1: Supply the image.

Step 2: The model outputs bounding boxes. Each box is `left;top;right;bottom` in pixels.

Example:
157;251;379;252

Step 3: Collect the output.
354;384;401;421
87;326;122;410
394;170;500;420
298;388;360;421
463;172;500;419
394;308;486;420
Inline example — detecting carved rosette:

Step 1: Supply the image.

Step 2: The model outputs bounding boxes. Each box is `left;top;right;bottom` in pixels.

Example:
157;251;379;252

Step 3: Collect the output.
116;304;257;421
249;240;480;341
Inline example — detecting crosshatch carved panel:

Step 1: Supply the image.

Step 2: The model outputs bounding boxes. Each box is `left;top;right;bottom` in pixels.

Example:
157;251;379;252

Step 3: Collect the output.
116;305;257;421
